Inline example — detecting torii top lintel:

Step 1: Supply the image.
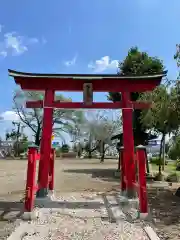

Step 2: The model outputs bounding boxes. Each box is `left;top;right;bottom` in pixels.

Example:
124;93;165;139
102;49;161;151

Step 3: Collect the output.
9;69;167;92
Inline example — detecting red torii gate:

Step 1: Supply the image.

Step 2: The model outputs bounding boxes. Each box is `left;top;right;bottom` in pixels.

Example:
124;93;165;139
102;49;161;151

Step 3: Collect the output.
9;69;166;200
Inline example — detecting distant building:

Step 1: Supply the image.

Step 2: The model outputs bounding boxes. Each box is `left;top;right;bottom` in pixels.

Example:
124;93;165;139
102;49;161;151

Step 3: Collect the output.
146;140;161;154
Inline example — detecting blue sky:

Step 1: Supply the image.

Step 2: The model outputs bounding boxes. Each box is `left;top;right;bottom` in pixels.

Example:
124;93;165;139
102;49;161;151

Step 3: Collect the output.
0;0;180;139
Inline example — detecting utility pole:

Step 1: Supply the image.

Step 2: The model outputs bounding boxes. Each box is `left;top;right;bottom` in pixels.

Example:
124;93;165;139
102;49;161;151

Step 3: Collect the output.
12;121;22;157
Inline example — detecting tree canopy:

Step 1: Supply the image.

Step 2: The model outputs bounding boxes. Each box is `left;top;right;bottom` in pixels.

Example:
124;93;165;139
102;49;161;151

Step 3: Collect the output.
108;47;165;145
13;90;85;145
174;44;180;77
140;85;179;135
71;110;120;160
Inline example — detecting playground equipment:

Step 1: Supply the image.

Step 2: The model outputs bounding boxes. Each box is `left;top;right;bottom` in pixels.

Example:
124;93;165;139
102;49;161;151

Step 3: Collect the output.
9;69;166;216
25;146;55;212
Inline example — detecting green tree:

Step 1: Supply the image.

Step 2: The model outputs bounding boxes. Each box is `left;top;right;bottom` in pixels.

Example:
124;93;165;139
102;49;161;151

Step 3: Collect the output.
168;136;180;160
108;47;164;145
140;85;179;173
170;44;180;143
13;90;84;146
174;44;180;78
168;135;180;161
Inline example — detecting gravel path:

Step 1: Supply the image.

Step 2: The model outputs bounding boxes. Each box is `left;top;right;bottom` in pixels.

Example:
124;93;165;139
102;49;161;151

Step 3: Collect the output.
8;192;150;240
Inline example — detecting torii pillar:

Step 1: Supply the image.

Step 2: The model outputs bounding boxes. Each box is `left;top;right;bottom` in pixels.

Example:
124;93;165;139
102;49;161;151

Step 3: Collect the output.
121;92;136;197
36;90;54;198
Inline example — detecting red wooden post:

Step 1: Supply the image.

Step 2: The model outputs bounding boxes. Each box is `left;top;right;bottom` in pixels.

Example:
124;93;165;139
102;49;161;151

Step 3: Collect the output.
136;145;148;215
24;146;38;212
37;89;54;198
120;147;126;192
49;148;55;191
121;92;136;198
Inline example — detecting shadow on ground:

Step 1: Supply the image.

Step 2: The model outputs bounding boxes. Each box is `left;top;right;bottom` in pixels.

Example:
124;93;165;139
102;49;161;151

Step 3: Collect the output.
0;192;128;224
65;168;180;227
63;168;119;183
148;187;180;226
1;188;180;240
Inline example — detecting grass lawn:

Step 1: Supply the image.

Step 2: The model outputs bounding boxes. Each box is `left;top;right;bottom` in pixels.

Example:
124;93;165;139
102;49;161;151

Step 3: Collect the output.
150;161;180;176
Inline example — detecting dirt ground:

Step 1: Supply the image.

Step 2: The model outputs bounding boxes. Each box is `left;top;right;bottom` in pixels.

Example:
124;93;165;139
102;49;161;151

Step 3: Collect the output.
0;158;180;239
0;158;120;239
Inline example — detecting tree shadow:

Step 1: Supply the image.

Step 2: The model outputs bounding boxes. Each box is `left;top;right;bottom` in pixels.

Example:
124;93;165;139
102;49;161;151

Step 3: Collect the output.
0;201;24;221
0;192;127;224
3;188;178;230
63;169;180;226
63;168;119;183
148;186;180;226
0;200;107;222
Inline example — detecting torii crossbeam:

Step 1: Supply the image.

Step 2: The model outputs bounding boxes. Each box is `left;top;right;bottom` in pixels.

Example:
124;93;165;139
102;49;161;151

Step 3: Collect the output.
26;101;151;109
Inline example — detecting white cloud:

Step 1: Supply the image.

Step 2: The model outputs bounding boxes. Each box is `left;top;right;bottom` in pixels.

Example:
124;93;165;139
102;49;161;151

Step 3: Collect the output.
0;51;7;57
27;37;39;44
64;54;77;67
4;32;28;55
0;111;20;121
0;26;46;57
88;56;119;73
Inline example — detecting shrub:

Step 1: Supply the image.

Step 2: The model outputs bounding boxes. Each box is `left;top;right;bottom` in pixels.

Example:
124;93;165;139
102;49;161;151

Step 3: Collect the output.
176;159;180;171
20;152;28;159
55;148;61;157
61;144;70;153
150;157;168;165
166;172;180;182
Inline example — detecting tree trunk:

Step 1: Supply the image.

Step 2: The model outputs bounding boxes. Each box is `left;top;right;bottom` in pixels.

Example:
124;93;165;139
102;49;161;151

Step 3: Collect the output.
35;136;41;146
16;123;20;157
158;134;164;174
88;151;92;159
77;151;81;157
100;142;105;163
145;149;150;174
162;134;166;171
35;127;41;146
159;164;162;174
77;143;81;158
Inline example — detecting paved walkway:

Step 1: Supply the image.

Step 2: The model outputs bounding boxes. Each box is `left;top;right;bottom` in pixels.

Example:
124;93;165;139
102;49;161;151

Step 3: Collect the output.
7;192;159;240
